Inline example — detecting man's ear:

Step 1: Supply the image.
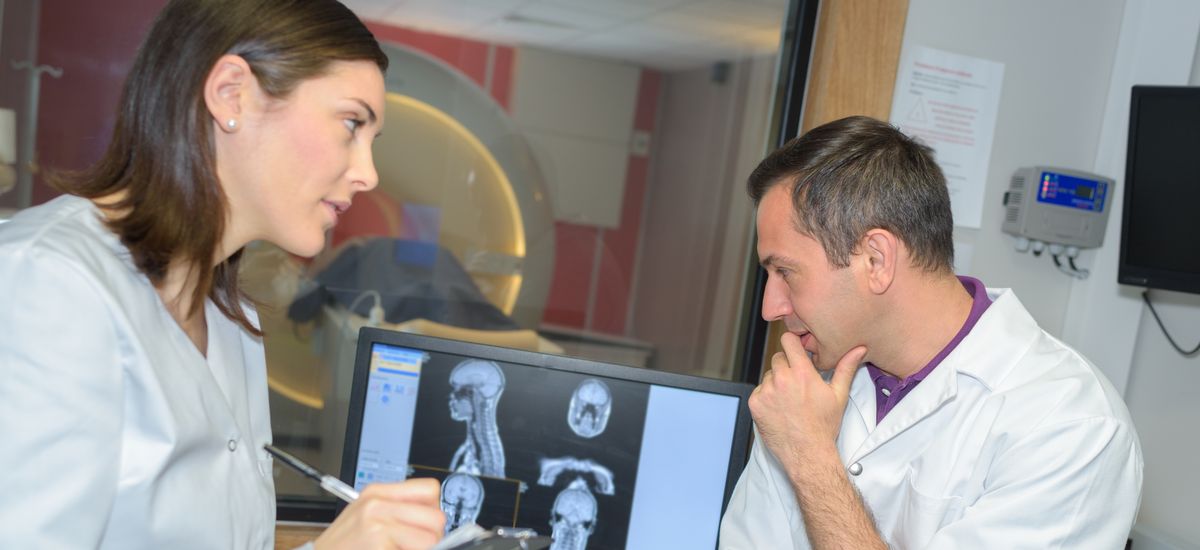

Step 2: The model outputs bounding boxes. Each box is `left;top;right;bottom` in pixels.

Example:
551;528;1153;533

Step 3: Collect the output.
860;229;898;295
204;54;253;134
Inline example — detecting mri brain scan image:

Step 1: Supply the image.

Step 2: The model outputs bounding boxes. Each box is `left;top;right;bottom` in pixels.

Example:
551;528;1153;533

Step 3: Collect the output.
548;478;598;550
567;379;612;438
441;472;485;534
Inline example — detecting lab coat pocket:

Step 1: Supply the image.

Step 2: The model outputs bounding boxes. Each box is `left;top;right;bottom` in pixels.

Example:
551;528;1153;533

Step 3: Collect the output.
892;466;964;549
257;445;277;481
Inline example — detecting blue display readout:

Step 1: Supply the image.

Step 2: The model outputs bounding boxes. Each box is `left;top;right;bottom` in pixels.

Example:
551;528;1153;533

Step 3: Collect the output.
1035;171;1107;211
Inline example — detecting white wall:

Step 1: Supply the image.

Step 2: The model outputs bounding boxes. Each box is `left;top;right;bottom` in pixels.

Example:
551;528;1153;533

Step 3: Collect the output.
510;46;639;228
1119;11;1200;542
902;0;1200;546
1126;290;1200;547
901;0;1125;335
1062;0;1200;398
1065;4;1200;543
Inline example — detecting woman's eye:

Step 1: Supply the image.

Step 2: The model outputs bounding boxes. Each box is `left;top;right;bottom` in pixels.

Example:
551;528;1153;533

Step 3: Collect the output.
343;118;364;134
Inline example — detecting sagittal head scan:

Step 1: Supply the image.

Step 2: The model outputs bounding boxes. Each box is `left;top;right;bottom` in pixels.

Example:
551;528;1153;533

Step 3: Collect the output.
441;472;485;534
448;359;506;421
568;379;612;438
448;359;507;477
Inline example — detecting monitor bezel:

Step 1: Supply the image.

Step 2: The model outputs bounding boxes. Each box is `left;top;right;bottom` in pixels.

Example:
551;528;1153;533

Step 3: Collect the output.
1118;85;1200;295
338;326;756;533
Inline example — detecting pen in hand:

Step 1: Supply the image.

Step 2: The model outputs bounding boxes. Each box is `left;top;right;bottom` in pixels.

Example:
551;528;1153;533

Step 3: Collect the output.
266;445;549;550
264;443;360;503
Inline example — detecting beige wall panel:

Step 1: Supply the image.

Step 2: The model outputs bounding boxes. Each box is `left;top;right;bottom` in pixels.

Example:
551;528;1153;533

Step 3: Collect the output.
761;0;909;378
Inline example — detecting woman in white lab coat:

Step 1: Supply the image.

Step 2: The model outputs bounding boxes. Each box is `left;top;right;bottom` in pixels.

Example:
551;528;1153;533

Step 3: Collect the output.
0;1;443;548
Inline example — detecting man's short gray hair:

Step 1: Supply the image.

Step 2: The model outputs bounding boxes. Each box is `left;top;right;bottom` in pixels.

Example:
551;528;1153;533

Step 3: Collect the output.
748;116;955;273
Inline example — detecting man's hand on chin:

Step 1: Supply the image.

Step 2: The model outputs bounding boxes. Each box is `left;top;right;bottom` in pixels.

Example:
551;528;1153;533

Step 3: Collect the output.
749;332;867;470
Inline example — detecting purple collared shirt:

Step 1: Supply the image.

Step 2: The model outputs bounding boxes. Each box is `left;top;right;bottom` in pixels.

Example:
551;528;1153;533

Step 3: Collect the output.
867;276;991;424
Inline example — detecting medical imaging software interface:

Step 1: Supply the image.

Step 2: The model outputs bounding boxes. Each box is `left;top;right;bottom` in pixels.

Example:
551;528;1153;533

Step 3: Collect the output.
353;342;742;550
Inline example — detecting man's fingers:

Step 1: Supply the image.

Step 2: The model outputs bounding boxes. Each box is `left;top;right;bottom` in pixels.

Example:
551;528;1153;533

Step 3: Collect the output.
831;345;868;396
758;366;774;387
779;332;810;367
769;350;789;373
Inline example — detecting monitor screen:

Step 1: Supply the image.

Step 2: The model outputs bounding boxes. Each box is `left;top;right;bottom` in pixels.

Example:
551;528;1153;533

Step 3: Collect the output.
1119;85;1200;294
341;328;755;550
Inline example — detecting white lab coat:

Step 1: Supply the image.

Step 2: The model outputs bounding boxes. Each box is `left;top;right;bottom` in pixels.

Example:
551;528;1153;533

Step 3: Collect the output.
719;288;1143;549
0;195;276;549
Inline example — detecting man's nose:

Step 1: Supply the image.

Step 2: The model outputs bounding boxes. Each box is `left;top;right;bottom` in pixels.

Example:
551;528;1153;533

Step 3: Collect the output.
760;276;792;321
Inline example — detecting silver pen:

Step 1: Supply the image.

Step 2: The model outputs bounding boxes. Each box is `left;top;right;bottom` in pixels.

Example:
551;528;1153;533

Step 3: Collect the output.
264;443;360;503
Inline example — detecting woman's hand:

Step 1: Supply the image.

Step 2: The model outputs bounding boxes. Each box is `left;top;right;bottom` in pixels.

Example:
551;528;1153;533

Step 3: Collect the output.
314;478;445;550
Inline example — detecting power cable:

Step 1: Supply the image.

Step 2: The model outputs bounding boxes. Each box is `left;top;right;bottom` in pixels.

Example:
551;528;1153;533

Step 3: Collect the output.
1142;290;1200;356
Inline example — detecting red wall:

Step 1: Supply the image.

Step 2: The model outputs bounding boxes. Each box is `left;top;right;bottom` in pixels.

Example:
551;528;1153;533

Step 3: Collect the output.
31;0;164;203
542;73;661;334
364;23;514;109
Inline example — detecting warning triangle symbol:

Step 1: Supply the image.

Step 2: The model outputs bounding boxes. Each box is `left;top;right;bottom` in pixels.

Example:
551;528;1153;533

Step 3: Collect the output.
908;97;928;123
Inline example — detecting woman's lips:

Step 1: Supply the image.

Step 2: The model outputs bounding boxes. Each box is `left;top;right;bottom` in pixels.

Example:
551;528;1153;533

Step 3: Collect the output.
321;200;350;225
323;199;350;214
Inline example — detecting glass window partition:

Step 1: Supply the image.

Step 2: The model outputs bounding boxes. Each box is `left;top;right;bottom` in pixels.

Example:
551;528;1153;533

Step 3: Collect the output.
251;0;796;503
0;0;800;519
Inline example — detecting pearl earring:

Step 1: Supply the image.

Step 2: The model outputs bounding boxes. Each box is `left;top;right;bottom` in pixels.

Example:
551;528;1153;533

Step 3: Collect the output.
226;119;238;129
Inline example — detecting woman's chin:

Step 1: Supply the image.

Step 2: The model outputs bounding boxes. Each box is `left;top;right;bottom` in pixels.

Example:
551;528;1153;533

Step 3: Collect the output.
274;234;327;259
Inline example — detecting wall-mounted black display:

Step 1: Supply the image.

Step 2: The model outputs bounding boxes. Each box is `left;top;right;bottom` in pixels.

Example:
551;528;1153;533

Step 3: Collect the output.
1118;85;1200;295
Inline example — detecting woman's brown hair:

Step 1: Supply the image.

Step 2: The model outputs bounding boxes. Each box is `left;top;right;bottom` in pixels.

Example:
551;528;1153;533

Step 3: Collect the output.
56;0;388;335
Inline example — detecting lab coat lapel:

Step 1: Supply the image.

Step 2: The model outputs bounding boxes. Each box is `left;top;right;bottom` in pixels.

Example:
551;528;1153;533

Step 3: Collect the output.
847;362;959;463
841;288;1031;465
840;367;876;461
164;301;240;434
205;300;255;434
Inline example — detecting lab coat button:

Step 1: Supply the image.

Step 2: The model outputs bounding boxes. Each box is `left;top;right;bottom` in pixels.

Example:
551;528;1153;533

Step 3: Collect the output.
848;462;863;476
227;439;238;452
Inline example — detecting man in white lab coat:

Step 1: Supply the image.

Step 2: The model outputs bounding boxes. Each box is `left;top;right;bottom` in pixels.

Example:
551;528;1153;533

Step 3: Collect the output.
719;116;1142;549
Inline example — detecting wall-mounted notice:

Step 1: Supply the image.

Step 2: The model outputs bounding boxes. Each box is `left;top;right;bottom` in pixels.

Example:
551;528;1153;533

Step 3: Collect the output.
889;45;1005;229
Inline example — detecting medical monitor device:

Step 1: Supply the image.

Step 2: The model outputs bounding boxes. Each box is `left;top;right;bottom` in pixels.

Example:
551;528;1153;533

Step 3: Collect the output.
341;328;755;550
1002;166;1114;249
1118;85;1200;295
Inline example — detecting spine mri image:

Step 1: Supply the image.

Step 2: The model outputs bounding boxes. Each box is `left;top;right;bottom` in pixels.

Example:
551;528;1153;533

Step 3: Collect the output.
448;359;506;478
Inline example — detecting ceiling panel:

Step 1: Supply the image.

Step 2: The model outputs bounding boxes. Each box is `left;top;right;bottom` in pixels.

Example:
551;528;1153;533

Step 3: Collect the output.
343;0;787;71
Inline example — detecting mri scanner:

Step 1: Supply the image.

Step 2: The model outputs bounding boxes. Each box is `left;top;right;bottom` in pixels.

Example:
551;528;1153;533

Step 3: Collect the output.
241;43;558;480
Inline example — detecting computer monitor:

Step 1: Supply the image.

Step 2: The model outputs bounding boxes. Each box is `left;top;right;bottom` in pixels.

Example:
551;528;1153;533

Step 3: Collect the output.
341;328;755;550
1118;85;1200;295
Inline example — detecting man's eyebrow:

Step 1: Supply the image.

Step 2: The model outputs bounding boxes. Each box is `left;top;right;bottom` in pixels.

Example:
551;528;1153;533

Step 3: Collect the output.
760;254;800;270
